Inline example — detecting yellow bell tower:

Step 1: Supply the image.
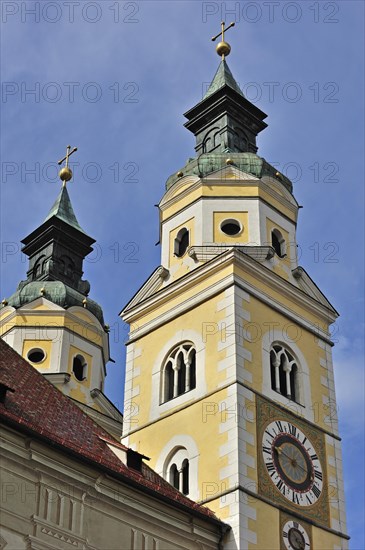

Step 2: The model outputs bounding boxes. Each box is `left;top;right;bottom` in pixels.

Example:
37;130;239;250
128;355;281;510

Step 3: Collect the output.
121;31;348;549
1;147;122;438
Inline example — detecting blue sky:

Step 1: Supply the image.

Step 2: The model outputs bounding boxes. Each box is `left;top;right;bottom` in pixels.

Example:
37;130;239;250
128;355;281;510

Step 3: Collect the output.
1;1;364;547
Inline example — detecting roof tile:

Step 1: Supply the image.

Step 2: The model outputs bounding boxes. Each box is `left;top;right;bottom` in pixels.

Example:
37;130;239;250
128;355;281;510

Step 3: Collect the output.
0;339;219;521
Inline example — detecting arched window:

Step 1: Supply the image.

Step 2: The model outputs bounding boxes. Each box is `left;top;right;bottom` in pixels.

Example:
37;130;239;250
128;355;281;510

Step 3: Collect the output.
164;360;174;401
181;459;189;495
174;228;189;257
271;229;286;258
166;448;190;495
270;344;299;402
203;127;220;153
33;255;46;280
169;463;179;490
59;255;75;280
72;354;87;381
162;343;196;403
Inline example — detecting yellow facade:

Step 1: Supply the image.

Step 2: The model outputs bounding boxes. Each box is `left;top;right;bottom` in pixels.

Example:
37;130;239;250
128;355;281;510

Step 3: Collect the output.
0;301;108;412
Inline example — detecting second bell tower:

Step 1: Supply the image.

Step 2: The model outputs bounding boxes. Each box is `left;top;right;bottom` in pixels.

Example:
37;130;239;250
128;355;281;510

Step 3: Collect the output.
121;30;348;550
1;147;122;438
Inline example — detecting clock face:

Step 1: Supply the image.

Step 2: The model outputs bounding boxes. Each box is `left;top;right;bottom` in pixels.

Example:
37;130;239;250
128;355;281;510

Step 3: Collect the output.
262;420;323;506
282;520;311;550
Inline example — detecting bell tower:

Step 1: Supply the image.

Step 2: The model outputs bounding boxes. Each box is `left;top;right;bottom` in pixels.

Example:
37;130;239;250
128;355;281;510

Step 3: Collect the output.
121;28;348;549
1;147;122;438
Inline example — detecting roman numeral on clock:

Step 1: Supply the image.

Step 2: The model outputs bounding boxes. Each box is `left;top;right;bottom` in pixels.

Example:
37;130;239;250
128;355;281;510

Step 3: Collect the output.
276;479;286;495
314;470;323;481
292;493;300;505
275;420;284;432
265;429;275;439
262;446;271;455
312;484;322;498
288;424;297;437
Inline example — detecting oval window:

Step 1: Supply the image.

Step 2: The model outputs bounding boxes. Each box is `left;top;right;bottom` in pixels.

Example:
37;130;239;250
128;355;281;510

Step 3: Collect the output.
220;219;241;236
27;348;46;364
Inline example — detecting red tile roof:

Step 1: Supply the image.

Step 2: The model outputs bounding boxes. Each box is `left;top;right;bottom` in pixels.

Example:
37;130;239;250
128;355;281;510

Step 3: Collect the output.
0;338;221;524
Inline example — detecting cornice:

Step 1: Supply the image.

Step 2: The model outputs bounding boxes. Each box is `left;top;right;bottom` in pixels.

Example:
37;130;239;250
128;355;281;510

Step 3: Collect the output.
43;372;71;385
159;167;297;220
122;249;337;343
0;302;110;362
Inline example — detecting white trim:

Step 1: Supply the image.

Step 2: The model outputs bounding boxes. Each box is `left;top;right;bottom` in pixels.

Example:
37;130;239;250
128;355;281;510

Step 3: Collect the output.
262;331;314;422
155;435;200;501
160;167;298;218
122;250;337;337
149;330;207;422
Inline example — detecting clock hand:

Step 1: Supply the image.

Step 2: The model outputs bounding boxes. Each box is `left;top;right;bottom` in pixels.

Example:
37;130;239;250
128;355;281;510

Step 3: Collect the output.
293;533;305;550
274;444;308;476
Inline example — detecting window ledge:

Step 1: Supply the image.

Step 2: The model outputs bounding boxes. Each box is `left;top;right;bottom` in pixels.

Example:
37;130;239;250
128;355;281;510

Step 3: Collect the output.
159;388;198;414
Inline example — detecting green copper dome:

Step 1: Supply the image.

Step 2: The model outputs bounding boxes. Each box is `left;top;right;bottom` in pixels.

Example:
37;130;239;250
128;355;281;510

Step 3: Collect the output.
165;152;293;194
7;281;104;325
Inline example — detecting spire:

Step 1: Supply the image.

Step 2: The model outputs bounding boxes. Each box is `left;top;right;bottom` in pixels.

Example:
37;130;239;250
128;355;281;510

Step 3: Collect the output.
16;145;96;295
44;185;86;234
203;59;244;100
183;22;267;156
3;144;105;324
184;62;267;156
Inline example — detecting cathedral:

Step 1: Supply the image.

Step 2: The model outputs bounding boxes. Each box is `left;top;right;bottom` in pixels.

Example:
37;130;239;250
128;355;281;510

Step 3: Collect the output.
0;24;349;550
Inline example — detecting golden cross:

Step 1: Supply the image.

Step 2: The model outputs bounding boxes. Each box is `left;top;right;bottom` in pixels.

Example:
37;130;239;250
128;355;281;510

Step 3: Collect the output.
58;145;78;168
211;21;235;60
212;21;235;43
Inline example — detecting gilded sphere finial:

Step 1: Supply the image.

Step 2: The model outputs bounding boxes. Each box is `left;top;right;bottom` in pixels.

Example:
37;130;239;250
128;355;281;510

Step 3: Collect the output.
211;21;235;60
216;41;231;58
57;145;78;186
59;166;73;183
226;158;234;165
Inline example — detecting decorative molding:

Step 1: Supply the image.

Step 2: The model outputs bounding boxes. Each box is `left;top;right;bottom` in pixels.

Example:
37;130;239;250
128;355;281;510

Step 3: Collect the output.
293;267;338;313
40;527;78;547
190;245;274;263
43;372;71;385
122;250;337;345
123;266;169;312
159;167;298;220
159;175;201;206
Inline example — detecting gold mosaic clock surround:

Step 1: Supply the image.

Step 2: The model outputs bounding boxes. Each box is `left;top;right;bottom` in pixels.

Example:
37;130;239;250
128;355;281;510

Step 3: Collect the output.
256;395;329;526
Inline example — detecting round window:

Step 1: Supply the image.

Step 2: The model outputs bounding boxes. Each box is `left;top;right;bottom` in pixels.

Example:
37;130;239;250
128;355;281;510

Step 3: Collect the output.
220;219;241;236
27;348;46;364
